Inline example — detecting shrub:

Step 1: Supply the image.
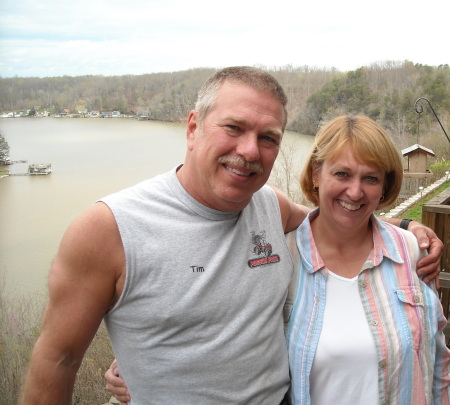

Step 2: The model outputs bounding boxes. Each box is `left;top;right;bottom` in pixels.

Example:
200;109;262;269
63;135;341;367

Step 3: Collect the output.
0;290;114;405
429;157;450;179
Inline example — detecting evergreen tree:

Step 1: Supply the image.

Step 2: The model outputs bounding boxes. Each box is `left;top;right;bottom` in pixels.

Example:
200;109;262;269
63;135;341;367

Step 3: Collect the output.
0;133;10;163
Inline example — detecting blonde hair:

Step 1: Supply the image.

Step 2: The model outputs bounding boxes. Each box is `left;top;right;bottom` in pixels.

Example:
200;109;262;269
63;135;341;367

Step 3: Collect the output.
300;115;403;209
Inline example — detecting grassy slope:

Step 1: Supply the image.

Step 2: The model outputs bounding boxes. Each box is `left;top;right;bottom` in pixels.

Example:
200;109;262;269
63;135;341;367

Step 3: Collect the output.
402;181;450;222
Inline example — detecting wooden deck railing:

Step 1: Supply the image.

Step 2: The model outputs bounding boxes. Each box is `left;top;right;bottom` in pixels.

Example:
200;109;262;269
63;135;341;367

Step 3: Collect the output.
422;186;450;341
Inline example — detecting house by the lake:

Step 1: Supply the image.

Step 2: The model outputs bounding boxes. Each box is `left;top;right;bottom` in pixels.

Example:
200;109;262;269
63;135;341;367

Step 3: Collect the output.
28;164;52;175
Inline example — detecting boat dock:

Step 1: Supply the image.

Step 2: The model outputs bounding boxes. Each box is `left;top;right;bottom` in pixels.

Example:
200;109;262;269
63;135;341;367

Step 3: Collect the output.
1;163;52;176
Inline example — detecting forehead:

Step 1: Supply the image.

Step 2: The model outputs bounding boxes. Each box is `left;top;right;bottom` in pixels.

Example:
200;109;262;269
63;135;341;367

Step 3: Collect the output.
212;82;286;127
326;147;382;172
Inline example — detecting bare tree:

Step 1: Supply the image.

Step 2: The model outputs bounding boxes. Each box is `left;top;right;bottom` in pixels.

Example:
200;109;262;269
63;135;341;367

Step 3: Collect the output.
269;141;307;205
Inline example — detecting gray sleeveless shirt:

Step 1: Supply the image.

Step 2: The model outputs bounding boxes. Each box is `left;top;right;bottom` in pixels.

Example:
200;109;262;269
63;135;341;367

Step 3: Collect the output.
102;168;293;404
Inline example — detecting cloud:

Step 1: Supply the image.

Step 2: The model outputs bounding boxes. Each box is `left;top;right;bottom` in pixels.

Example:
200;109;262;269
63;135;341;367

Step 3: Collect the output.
0;0;449;77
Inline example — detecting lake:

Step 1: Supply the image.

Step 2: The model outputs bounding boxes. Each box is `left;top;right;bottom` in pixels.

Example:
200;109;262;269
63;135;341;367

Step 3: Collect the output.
0;117;314;296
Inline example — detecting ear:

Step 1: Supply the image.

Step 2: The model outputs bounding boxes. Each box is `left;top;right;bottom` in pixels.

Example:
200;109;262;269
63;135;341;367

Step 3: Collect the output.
186;110;199;151
311;166;320;187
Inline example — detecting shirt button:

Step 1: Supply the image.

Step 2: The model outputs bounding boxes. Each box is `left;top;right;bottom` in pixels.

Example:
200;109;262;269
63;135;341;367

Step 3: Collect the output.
413;295;421;303
359;280;367;288
379;360;387;368
371;320;379;326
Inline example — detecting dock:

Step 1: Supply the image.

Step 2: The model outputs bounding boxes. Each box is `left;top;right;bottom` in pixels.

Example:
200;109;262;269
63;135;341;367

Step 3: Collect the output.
1;163;52;177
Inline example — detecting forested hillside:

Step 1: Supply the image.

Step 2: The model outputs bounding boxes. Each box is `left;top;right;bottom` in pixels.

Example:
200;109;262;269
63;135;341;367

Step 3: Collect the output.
1;61;449;156
293;62;450;153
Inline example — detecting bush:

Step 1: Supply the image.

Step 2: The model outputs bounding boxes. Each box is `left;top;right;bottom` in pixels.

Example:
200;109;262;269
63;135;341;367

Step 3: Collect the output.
429;157;450;179
0;290;114;405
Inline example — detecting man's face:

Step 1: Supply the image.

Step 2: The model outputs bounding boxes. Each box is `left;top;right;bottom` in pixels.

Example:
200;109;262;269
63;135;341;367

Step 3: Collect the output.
182;82;285;212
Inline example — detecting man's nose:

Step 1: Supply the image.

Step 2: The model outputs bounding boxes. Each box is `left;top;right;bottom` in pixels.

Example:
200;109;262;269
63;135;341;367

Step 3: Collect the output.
236;134;260;161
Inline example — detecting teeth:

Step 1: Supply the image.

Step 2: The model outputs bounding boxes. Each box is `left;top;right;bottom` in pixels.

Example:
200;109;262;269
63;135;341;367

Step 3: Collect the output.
218;156;263;175
226;166;250;176
339;200;361;211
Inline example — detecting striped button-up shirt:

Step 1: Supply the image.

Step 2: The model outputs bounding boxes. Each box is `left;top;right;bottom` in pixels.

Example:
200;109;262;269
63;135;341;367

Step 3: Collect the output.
285;210;450;405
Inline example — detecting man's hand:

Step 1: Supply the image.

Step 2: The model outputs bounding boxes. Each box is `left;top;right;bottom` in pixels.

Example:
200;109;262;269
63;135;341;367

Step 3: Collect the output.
408;220;444;286
105;360;130;405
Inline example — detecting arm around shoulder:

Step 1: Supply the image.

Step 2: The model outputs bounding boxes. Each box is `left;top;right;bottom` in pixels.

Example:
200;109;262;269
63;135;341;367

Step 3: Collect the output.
19;202;125;405
271;186;311;233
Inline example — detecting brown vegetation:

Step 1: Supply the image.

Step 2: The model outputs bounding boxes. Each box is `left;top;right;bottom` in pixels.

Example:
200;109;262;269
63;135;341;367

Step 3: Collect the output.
0;290;114;405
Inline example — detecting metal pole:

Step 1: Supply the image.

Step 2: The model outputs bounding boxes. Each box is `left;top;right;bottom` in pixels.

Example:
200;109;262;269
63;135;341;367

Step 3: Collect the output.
414;97;450;143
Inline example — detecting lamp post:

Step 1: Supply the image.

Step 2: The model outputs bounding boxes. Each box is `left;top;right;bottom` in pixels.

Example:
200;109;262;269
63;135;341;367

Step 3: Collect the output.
419;186;424;198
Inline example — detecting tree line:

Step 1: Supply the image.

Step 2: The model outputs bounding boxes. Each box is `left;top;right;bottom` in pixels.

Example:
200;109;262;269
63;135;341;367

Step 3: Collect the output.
1;61;449;155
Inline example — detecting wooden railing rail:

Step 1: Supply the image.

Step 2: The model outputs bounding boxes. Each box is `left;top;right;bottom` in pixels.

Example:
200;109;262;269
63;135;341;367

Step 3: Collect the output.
423;187;450;341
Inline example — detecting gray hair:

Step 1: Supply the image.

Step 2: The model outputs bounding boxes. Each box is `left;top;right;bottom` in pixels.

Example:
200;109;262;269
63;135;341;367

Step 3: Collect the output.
194;66;288;129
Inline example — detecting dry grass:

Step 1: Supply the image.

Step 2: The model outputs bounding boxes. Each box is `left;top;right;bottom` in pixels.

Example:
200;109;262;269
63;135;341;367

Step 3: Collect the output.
0;291;44;404
0;290;114;405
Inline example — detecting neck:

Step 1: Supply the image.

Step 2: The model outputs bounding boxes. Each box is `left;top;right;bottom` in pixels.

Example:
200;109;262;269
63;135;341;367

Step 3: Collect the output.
176;164;248;212
311;213;374;278
312;214;372;248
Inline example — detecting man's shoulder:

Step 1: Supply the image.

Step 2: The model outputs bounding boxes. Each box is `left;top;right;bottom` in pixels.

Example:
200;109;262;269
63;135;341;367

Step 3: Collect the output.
102;169;175;202
250;185;280;211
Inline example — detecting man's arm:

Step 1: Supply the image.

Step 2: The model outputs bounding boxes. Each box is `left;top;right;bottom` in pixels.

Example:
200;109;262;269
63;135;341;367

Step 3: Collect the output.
271;186;311;233
19;203;125;405
382;217;443;284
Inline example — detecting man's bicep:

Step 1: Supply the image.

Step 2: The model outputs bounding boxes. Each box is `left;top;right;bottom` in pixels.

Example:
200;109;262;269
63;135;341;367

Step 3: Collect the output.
43;205;122;355
285;203;310;232
272;186;310;232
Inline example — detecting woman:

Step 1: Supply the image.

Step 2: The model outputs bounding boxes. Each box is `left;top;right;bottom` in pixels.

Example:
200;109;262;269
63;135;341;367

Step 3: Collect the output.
286;115;450;404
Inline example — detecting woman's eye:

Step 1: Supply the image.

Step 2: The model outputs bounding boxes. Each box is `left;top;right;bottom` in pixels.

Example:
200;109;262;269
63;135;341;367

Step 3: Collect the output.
335;172;348;178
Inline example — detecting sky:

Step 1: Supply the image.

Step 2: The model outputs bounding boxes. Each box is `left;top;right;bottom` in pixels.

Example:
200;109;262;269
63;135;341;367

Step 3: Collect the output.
0;0;449;78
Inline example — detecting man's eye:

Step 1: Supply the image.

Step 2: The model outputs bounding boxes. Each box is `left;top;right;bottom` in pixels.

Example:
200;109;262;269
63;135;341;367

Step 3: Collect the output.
226;125;240;131
261;135;277;144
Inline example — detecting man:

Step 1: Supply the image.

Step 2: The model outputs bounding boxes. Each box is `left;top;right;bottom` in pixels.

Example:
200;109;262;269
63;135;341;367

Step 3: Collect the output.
20;67;442;405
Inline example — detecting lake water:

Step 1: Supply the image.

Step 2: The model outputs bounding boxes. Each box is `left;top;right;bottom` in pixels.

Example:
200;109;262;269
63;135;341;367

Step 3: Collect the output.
0;117;314;296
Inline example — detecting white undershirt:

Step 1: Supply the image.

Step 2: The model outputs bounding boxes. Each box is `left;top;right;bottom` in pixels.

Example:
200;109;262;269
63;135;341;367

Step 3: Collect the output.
310;270;380;405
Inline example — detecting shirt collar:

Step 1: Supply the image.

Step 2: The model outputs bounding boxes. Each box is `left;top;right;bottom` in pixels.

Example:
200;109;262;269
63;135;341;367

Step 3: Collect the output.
297;209;404;274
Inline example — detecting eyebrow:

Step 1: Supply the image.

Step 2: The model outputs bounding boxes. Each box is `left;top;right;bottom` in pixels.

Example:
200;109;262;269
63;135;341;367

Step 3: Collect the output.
224;116;283;138
332;163;383;175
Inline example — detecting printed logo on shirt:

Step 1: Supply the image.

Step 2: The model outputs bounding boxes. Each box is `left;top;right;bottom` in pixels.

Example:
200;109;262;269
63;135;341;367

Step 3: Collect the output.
248;230;280;268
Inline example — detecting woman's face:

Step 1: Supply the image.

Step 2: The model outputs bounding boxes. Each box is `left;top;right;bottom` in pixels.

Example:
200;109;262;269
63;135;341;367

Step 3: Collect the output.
314;146;385;231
